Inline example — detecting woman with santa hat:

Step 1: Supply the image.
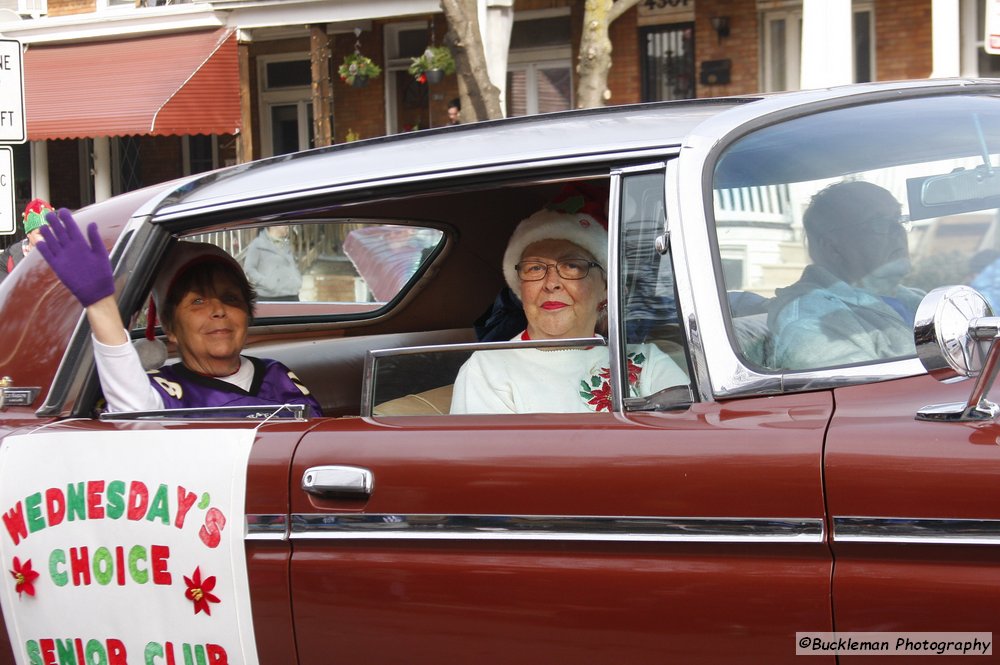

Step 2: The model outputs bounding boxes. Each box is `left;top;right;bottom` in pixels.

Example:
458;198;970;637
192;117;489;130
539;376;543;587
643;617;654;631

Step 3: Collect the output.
450;188;686;414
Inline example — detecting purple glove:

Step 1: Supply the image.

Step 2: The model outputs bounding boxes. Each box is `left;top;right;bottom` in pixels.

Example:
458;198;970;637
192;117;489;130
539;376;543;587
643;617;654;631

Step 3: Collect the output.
36;208;115;307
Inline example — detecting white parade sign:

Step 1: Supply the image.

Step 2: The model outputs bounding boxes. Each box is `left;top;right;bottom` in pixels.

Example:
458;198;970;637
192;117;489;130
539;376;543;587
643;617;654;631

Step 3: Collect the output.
0;428;262;665
0;39;25;144
0;148;13;235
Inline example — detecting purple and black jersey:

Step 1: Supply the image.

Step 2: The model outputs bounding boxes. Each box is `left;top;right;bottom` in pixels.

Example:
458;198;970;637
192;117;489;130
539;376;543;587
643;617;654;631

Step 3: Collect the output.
147;356;322;416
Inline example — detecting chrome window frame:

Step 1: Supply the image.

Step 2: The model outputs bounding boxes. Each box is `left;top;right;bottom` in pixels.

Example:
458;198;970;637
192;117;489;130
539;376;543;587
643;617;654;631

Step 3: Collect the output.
670;85;994;401
361;337;608;418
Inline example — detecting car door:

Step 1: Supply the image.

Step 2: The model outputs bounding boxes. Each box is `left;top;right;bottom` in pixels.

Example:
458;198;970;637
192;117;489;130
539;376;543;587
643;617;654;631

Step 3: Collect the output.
285;168;835;664
826;374;1000;650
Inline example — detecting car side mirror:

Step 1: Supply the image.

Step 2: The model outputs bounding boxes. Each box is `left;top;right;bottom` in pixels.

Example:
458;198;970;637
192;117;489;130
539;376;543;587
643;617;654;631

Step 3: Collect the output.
913;285;1000;421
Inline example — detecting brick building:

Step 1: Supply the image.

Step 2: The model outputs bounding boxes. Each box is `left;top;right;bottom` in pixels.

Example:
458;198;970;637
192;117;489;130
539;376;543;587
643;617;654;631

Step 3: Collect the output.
0;0;993;241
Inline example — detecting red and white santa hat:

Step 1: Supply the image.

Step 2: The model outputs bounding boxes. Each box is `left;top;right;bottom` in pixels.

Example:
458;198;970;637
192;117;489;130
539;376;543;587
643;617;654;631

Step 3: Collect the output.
502;184;609;297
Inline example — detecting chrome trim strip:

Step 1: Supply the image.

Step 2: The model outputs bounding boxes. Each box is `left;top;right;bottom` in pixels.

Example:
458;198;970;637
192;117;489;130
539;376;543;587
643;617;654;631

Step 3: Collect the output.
289;514;824;543
606;169;625;412
834;517;1000;545
246;514;288;541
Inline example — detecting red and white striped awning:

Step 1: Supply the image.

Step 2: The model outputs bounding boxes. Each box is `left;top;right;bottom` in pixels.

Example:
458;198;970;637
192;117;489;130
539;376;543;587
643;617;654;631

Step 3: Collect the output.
24;28;240;140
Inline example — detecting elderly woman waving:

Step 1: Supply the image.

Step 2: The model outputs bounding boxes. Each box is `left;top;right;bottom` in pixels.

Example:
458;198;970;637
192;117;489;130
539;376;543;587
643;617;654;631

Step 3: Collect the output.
36;209;321;415
450;190;686;414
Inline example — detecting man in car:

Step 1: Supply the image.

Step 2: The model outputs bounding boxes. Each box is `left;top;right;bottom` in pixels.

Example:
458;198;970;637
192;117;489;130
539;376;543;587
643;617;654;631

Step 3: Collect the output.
767;180;922;370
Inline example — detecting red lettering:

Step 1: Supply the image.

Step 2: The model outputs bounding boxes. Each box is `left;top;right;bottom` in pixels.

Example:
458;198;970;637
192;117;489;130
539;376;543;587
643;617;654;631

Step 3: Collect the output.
45;488;66;527
206;644;228;665
69;546;91;586
107;638;127;665
166;642;175;665
40;638;55;665
151;544;171;585
174;486;198;529
2;502;26;545
86;480;105;519
75;638;85;665
199;508;226;548
127;481;149;520
116;545;126;585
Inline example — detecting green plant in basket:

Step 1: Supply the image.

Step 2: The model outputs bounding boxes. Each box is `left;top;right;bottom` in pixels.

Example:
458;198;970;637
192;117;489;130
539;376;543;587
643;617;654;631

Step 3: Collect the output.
339;52;382;86
408;46;456;83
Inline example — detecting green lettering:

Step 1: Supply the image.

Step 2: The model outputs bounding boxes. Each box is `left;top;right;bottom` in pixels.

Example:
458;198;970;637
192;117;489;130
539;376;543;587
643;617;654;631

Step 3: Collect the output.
146;484;170;525
144;642;163;665
129;545;148;584
24;492;44;533
66;482;86;522
86;639;108;665
92;546;113;585
56;638;75;664
106;480;126;519
25;640;41;665
49;549;67;586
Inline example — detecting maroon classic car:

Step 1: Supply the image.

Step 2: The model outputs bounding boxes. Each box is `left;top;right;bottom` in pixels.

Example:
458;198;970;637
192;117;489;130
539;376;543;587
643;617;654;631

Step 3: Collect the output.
2;79;1000;664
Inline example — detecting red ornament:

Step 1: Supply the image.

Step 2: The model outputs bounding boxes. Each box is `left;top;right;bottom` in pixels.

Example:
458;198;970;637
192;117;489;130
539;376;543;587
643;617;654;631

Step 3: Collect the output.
184;566;221;616
10;557;39;598
418;73;427;84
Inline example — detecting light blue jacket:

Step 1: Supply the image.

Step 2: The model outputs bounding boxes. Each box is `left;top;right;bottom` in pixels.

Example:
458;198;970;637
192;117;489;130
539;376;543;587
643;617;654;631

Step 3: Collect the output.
767;264;922;370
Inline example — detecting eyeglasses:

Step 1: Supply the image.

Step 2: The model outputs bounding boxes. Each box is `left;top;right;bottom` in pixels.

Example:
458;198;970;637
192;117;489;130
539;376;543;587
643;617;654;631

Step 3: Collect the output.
515;259;605;281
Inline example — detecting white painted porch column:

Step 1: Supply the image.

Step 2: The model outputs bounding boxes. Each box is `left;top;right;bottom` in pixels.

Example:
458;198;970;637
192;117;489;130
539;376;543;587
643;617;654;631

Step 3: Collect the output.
30;140;49;204
479;0;513;116
931;0;961;78
800;0;853;89
93;136;112;203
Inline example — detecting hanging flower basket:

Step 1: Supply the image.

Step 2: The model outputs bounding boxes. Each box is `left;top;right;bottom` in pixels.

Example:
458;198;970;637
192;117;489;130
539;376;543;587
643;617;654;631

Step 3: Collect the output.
339;52;382;87
408;46;456;84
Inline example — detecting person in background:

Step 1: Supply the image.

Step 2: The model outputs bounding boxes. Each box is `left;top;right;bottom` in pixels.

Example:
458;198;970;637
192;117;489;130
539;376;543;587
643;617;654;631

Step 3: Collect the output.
447;98;461;125
0;199;55;283
450;188;687;414
35;209;321;416
243;225;303;301
767;181;921;369
968;248;1000;312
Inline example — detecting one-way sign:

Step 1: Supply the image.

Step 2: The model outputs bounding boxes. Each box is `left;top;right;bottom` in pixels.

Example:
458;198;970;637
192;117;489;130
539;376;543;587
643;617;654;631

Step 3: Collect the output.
0;39;25;144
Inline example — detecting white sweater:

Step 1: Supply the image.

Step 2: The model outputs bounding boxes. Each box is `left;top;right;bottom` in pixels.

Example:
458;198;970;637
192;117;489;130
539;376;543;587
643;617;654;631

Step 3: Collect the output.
450;335;687;414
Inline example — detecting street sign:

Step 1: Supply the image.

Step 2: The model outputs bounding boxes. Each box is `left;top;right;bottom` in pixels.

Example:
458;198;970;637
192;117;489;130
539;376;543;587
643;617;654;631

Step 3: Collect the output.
0;39;25;143
0;147;14;235
988;0;1000;55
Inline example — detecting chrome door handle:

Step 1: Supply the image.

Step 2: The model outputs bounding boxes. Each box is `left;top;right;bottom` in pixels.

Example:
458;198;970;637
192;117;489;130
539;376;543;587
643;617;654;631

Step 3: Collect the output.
301;465;374;497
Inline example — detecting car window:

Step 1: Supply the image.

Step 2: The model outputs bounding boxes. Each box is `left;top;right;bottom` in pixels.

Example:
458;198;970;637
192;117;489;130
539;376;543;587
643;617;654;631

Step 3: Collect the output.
145;221;443;326
366;340;614;416
619;170;692;409
713;94;1000;372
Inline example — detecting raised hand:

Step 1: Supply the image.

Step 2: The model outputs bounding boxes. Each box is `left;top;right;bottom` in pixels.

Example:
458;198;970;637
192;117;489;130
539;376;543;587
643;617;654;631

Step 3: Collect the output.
36;208;115;307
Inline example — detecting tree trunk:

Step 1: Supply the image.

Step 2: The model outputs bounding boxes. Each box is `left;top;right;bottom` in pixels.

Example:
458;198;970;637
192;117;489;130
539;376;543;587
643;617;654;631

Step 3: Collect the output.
309;24;333;147
576;0;641;109
440;0;504;121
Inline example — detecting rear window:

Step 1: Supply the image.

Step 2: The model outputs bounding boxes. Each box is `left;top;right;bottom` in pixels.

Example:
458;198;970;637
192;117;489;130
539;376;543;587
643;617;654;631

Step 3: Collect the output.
135;221;443;329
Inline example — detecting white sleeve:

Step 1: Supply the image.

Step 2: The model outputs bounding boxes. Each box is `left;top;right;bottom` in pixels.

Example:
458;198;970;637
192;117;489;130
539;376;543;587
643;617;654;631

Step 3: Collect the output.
637;343;689;396
449;352;516;415
92;332;165;413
